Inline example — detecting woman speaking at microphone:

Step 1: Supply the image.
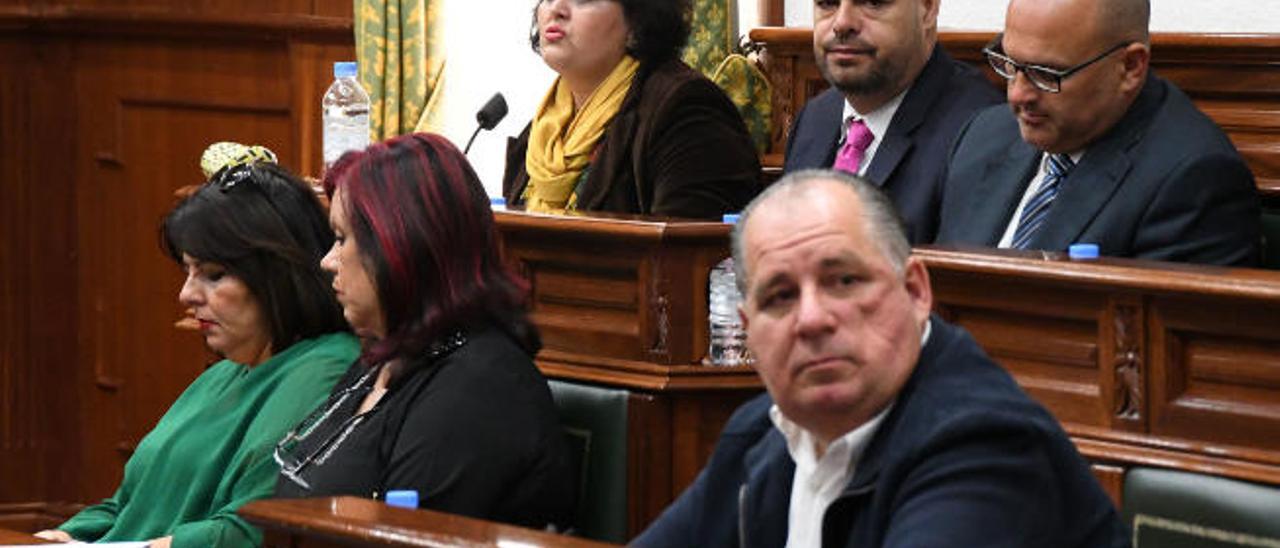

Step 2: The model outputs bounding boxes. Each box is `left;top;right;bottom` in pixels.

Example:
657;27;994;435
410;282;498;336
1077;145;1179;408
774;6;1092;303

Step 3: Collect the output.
502;0;761;218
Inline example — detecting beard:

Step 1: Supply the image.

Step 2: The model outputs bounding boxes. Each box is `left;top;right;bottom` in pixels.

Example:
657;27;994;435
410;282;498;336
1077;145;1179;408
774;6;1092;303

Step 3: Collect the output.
823;60;891;97
813;37;914;98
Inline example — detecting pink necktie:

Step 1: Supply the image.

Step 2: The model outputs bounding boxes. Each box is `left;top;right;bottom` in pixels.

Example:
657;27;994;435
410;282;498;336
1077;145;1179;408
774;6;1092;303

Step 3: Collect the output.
833;118;874;174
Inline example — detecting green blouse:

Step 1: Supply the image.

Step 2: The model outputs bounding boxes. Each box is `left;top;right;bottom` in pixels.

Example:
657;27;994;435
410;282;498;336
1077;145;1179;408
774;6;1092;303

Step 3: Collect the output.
58;332;359;547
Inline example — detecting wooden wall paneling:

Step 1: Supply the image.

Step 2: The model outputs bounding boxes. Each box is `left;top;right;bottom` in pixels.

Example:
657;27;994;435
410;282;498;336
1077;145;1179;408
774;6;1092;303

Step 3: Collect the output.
756;0;784;26
71;35;299;501
0;33;79;505
625;393;670;538
1147;294;1280;452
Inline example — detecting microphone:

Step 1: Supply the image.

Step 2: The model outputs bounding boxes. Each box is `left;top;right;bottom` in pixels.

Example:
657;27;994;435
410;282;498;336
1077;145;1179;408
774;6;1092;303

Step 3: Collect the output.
464;93;508;155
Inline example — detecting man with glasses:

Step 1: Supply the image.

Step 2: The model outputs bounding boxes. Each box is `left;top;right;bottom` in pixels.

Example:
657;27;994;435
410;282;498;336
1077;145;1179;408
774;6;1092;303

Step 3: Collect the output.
784;0;1001;244
935;0;1259;266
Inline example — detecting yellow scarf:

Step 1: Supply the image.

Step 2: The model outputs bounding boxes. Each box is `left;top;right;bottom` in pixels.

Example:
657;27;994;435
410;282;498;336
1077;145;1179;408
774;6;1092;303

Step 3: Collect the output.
524;55;640;213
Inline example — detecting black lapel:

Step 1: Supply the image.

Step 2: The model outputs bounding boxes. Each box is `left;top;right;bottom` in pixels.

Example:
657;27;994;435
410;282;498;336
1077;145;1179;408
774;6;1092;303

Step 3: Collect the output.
864;47;951;186
962;139;1041;245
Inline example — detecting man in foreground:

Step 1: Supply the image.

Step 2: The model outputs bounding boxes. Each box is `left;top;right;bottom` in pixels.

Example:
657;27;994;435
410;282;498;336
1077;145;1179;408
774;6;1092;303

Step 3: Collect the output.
635;170;1129;547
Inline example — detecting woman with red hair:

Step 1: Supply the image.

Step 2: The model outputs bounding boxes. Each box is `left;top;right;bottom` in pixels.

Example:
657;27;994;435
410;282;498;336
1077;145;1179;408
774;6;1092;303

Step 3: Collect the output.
273;133;575;530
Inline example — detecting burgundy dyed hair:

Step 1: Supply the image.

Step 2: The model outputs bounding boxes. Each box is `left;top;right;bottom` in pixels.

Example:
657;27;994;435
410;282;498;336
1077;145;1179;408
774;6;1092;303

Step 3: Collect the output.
323;133;538;364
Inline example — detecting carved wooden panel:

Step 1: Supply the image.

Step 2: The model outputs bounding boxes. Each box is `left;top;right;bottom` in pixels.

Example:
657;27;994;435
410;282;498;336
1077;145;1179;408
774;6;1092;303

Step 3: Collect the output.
930;270;1108;428
1148;295;1280;452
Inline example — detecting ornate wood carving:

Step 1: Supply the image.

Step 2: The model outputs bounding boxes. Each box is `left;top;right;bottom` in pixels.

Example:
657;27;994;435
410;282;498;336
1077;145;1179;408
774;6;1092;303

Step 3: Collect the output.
1110;299;1144;422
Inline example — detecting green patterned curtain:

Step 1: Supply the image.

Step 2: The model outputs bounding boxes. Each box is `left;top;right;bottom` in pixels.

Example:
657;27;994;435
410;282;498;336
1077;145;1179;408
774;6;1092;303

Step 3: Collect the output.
683;0;772;154
355;0;446;140
682;0;737;76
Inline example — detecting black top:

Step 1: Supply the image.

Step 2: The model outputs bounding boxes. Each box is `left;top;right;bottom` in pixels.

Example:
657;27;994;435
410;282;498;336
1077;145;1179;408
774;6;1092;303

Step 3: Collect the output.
274;326;576;529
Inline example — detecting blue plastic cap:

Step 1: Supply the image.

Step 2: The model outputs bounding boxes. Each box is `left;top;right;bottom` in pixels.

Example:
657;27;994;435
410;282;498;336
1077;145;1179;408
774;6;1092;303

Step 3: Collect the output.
334;62;358;78
384;489;419;509
490;196;507;207
1068;243;1100;259
722;213;741;225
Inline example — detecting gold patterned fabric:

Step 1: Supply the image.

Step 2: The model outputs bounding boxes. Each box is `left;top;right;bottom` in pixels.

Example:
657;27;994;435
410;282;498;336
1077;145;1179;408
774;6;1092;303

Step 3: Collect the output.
683;0;771;153
711;54;772;154
682;0;737;76
355;0;445;140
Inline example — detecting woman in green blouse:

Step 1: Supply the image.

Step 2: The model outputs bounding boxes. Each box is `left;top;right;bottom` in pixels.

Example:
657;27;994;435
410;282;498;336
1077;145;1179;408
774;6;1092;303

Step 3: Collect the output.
36;147;358;548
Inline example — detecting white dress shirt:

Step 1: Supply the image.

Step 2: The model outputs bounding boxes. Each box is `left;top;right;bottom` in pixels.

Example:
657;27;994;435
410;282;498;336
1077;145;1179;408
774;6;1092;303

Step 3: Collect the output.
997;150;1086;248
770;321;932;548
839;91;907;176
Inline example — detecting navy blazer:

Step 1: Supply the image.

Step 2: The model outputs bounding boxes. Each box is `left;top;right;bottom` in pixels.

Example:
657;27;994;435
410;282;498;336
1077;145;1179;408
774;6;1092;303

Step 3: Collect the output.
784;46;1002;243
633;318;1129;548
936;74;1260;266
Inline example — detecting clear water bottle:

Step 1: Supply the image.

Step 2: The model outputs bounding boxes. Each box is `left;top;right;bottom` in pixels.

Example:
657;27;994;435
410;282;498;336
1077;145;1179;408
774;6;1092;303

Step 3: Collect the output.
322;61;371;169
707;214;750;366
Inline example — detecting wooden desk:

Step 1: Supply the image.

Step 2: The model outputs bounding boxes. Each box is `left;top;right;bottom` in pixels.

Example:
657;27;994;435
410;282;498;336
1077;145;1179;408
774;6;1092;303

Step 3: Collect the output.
0;529;52;544
494;209;762;535
240;497;617;548
919;245;1280;503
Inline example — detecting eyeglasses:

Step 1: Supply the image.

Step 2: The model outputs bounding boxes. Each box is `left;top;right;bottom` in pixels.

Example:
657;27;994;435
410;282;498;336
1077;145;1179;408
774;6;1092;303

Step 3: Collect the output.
983;34;1131;94
211;163;260;192
274;367;380;490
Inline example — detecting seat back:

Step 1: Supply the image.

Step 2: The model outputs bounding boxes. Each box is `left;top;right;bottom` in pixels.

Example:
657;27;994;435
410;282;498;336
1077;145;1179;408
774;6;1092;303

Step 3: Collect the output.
1123;467;1280;547
546;379;630;544
1261;208;1280;269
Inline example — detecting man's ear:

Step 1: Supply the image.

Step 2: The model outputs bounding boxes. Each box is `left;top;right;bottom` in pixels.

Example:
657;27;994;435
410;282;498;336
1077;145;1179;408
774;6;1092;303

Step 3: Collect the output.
920;0;941;32
1119;43;1150;94
903;256;933;325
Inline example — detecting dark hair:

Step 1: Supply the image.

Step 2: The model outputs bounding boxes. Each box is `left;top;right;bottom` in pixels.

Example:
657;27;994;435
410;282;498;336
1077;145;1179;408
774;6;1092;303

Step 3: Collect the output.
323;133;539;364
529;0;691;65
161;162;348;351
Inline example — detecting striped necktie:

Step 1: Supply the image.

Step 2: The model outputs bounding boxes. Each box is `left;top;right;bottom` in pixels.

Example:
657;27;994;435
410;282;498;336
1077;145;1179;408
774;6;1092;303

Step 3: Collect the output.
1011;153;1075;249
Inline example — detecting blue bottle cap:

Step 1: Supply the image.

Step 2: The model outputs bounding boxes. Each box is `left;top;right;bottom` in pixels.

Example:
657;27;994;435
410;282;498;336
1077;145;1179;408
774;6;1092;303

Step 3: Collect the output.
1068;243;1100;259
384;489;419;509
722;213;741;225
334;62;358;78
490;196;507;207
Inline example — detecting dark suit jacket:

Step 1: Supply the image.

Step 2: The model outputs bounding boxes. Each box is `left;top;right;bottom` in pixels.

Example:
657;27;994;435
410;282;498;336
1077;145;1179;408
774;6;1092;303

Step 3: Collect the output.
633;317;1129;548
784;46;1002;243
936;74;1260;266
502;58;761;219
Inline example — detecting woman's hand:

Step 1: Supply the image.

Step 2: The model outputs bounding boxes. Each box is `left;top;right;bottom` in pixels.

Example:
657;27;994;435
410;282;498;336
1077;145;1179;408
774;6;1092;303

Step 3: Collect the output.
148;535;174;548
33;529;72;542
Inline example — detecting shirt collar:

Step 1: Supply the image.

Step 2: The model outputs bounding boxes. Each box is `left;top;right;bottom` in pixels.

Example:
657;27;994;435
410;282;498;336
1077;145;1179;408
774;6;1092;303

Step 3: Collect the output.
768;317;930;461
840;89;907;145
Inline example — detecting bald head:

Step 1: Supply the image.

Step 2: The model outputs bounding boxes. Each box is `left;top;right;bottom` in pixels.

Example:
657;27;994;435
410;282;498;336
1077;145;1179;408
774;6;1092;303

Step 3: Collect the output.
1007;0;1149;46
731;170;911;293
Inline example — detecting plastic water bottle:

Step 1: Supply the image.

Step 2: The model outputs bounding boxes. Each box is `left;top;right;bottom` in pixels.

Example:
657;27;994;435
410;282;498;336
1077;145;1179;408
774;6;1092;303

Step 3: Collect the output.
490;196;507;212
322;61;371;169
706;214;750;366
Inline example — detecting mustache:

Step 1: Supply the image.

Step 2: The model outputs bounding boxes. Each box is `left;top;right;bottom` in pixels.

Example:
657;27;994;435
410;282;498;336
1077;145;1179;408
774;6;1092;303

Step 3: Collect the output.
821;35;875;51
